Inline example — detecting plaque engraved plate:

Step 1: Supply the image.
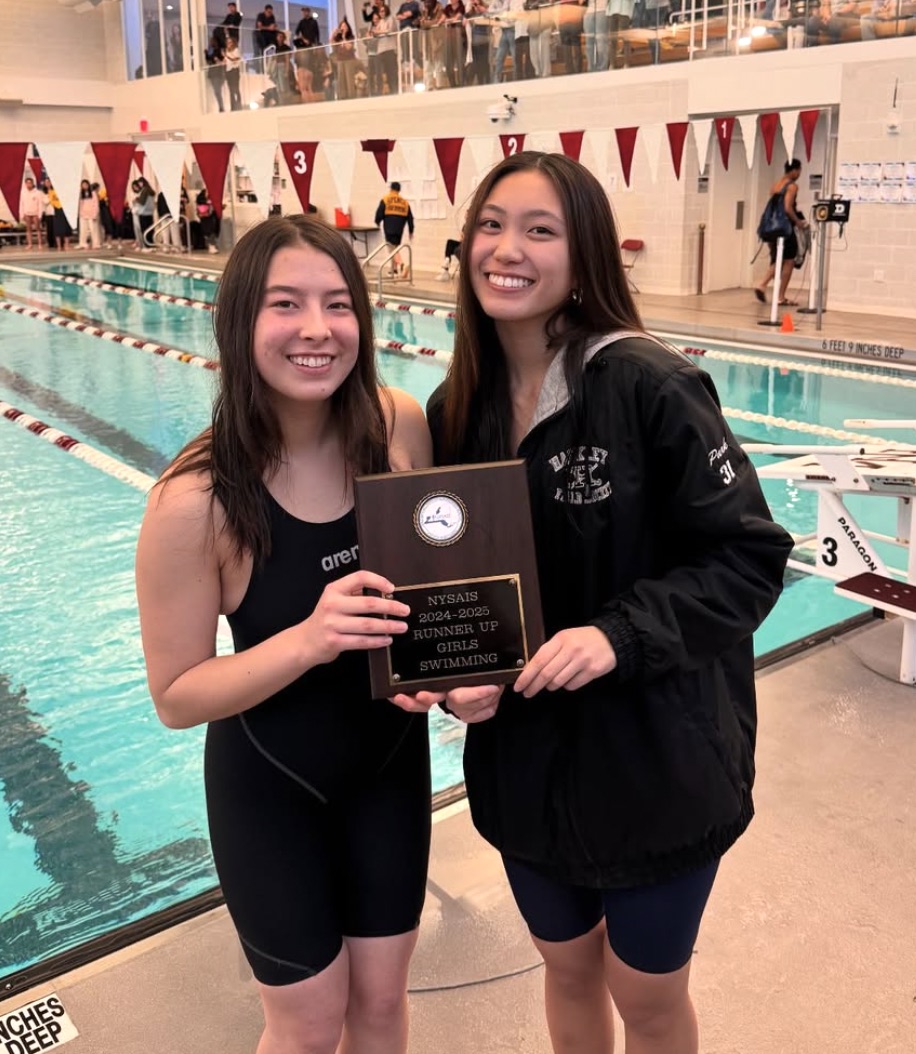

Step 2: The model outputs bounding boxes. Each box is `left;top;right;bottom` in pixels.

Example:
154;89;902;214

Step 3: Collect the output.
354;460;544;696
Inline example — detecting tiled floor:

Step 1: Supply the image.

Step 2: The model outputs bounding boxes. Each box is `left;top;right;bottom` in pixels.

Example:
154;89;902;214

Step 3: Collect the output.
2;247;915;1053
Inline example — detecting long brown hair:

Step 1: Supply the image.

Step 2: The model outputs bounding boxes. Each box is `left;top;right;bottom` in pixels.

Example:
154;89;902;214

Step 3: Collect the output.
441;151;643;462
168;214;390;564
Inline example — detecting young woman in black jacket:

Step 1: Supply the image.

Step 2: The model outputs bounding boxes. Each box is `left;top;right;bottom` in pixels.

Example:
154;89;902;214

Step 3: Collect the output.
410;151;793;1054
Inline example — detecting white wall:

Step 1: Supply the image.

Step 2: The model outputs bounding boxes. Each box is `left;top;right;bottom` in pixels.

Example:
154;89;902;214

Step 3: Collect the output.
2;3;916;311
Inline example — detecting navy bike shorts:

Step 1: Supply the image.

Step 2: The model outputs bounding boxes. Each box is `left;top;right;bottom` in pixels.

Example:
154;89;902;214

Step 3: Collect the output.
502;856;719;975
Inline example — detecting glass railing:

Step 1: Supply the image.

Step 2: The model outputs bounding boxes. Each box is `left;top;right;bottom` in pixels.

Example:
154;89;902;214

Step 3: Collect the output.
199;3;916;113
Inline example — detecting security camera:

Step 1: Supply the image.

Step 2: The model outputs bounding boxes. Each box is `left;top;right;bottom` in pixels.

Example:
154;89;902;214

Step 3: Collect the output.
487;98;516;123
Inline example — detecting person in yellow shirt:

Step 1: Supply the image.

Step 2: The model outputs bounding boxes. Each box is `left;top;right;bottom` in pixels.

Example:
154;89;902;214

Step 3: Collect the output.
374;181;414;276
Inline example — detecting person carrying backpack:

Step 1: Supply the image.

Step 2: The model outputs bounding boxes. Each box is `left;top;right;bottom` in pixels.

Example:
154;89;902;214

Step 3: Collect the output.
754;158;809;307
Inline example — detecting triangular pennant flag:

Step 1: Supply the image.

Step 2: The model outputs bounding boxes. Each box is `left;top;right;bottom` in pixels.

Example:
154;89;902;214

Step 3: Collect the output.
736;114;757;169
586;128;611;187
90;143;138;226
714;116;735;170
499;134;525;158
361;139;396;182
28;156;44;183
34;141;88;229
399;138;432;190
614;127;638;188
0;143;31;221
799;109;820;162
280;142;319;211
466;136;496;183
235;140;278;219
559;130;585;163
527;131;558;154
759;113;779;165
323;140;357;212
433;138;464;205
691;120;713;174
191;142;235;220
641;124;663;184
780;110;800;162
134;149;146;177
666;122;689;181
142;141;188;218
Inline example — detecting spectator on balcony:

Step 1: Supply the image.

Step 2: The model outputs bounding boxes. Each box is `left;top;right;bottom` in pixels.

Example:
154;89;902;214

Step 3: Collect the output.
420;0;447;86
362;0;382;20
465;0;492;84
525;0;553;77
490;0;517;81
264;30;298;105
330;17;360;99
396;0;423;28
19;176;43;250
860;0;896;38
507;0;532;78
558;0;586;73
222;2;242;42
371;4;400;92
584;0;609;70
206;28;228;112
255;4;279;55
294;7;323;96
225;34;244;109
607;0;634;68
442;0;466;85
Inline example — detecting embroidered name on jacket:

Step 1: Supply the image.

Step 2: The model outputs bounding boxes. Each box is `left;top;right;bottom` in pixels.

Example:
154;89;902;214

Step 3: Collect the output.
548;446;612;505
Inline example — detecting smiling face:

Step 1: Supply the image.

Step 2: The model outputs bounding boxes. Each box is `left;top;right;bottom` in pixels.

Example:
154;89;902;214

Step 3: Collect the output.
252;243;361;413
468;169;573;338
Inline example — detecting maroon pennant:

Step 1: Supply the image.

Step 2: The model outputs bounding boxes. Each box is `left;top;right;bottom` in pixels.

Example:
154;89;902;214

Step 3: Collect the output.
0;143;31;220
361;139;396;182
191;143;235;220
759;113;779;165
133;149;146;178
799;109;820;162
559;131;585;163
28;157;44;183
614;127;638;189
433;138;464;205
714;116;736;170
499;134;525;158
280;142;319;211
91;142;138;226
666;122;689;181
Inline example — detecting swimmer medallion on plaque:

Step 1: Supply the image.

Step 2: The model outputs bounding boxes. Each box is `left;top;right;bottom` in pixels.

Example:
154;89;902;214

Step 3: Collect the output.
354;460;544;696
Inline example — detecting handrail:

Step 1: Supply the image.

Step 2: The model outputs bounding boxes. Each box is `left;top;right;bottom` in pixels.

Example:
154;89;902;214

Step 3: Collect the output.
145;214;190;254
363;243;412;298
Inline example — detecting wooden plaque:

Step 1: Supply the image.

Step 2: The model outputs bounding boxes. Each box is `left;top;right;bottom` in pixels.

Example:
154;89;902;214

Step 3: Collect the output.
354;460;545;696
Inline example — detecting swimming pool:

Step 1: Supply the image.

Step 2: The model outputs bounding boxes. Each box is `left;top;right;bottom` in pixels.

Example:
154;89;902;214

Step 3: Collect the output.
1;257;913;986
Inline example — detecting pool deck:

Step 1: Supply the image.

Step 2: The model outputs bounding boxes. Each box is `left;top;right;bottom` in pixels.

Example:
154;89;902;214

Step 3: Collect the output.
2;248;916;1052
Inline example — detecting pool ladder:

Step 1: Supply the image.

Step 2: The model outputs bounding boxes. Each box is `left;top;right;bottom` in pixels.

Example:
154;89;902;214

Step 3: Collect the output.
362;242;413;298
145;215;191;255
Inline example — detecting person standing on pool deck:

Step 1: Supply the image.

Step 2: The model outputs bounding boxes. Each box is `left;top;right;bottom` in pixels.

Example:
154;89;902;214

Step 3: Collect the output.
136;214;437;1054
375;181;414;277
413;151;793;1054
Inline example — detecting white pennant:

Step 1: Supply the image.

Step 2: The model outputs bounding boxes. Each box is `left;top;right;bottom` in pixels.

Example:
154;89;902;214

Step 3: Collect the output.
141;141;190;217
527;130;558;154
691;120;713;174
586;128;611;188
235;141;278;219
322;140;357;212
35;141;88;229
466;136;496;182
399;139;433;189
780;110;800;162
736;114;758;168
641;124;664;184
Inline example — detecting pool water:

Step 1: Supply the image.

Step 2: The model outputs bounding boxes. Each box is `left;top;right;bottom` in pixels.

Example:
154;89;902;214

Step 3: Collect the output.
0;256;913;983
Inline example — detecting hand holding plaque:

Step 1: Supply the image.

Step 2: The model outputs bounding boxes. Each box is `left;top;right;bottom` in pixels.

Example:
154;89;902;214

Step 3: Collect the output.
354;460;545;696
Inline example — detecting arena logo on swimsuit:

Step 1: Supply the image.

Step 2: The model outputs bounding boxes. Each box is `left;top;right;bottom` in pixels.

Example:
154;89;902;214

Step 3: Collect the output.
547;446;612;505
321;544;359;572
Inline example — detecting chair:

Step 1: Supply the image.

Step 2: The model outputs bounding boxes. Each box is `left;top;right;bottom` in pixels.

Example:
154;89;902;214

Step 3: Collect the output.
620;238;644;292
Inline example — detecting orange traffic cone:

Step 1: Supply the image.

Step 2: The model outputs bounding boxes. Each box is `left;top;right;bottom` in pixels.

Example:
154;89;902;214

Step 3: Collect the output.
779;312;795;333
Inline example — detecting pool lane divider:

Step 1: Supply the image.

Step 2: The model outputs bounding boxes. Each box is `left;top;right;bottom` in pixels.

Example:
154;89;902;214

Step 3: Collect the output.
373;298;456;320
88;258;222;283
0;299;219;371
0;401;156;493
375;338;452;363
0;263;214;311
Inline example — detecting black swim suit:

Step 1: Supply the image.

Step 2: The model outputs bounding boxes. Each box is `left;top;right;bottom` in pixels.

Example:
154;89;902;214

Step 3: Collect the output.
205;496;431;986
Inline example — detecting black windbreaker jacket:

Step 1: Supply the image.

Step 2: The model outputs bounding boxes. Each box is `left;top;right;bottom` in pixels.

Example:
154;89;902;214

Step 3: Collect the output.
428;334;794;889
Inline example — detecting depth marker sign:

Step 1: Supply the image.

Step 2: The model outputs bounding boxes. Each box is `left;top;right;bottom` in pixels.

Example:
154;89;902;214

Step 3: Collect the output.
0;994;78;1052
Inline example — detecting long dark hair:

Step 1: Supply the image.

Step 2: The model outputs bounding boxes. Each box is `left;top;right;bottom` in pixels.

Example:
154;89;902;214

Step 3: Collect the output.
168;214;390;565
441;151;643;462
